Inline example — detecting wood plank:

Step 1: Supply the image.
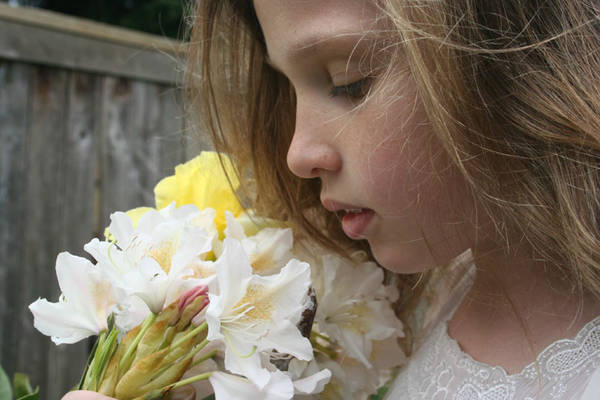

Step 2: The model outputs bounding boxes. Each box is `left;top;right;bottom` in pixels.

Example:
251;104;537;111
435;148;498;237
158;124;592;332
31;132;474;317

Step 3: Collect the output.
18;65;69;397
129;80;157;206
0;3;183;55
99;76;149;225
145;84;186;190
0;19;182;84
0;60;190;397
99;79;186;217
0;60;30;382
45;71;99;398
136;82;163;197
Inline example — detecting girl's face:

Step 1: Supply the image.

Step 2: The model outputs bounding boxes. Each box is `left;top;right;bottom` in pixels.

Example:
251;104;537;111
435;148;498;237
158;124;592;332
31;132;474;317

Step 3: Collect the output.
254;0;477;273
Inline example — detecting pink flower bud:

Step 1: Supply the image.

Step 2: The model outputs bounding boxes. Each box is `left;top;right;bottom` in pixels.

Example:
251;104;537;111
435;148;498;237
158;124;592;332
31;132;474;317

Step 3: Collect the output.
178;285;209;314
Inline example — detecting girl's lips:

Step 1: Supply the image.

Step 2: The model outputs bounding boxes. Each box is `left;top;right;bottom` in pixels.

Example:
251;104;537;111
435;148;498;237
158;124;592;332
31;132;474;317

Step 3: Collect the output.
320;198;374;239
341;209;375;239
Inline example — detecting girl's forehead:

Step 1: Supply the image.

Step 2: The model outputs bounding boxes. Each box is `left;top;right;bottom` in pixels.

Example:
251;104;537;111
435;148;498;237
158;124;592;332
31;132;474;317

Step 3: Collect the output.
253;0;379;61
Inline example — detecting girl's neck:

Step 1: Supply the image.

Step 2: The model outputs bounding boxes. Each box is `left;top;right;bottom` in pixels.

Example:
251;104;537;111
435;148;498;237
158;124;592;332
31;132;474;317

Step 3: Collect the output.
447;245;600;374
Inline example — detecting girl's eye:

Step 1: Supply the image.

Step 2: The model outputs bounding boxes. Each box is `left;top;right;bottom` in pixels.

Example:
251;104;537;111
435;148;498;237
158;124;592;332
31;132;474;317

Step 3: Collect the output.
329;78;371;99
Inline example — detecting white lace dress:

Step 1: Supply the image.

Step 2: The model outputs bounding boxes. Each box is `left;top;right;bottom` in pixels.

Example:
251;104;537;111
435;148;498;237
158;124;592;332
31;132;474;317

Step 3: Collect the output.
384;251;600;400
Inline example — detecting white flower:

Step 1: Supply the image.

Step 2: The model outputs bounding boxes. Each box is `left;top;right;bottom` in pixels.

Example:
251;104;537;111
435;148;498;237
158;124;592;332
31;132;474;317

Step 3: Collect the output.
107;203;216;268
312;253;404;368
83;238;129;286
208;357;330;400
316;355;381;400
29;252;124;344
87;204;215;314
224;212;293;275
209;370;294;400
113;295;150;333
287;359;332;396
206;238;313;388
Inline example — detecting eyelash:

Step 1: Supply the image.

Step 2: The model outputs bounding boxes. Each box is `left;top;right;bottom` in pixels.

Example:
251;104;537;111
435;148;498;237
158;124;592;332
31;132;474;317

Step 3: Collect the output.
329;78;371;99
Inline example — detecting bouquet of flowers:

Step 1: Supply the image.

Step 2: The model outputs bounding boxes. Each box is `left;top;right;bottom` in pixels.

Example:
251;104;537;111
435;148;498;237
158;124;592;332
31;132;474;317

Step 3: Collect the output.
27;152;405;399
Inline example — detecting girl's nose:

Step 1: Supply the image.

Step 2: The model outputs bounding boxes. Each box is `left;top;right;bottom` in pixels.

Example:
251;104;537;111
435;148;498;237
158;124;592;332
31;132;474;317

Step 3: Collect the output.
286;101;342;179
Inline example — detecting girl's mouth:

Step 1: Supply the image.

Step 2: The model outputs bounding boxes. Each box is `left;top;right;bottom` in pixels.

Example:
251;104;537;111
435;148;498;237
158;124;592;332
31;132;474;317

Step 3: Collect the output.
341;208;374;239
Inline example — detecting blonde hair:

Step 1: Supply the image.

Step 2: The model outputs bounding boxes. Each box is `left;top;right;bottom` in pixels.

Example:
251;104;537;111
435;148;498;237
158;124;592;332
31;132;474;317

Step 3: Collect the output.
186;0;600;347
382;0;600;295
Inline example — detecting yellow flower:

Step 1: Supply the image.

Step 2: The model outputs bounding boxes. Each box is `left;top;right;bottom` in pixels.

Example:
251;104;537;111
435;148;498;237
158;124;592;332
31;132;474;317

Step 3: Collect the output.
154;152;243;235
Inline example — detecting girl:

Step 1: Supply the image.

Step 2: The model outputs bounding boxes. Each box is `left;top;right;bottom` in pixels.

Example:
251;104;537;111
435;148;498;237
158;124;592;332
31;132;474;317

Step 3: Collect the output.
66;0;600;398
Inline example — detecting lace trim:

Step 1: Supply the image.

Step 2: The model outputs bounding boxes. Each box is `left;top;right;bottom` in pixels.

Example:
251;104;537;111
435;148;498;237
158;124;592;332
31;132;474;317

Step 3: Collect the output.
386;315;600;400
385;248;600;400
443;315;600;382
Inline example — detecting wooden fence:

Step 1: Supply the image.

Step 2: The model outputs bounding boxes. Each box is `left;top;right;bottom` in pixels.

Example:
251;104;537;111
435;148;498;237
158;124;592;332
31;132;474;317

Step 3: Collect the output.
0;5;207;398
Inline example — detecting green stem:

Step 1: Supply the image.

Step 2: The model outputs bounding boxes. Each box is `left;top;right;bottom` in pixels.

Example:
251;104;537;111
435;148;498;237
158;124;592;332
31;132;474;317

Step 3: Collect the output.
78;330;104;390
94;328;119;389
107;240;124;274
118;312;157;373
314;342;337;360
311;331;332;343
143;372;214;400
87;330;110;390
191;349;217;367
170;321;207;349
184;339;210;364
223;330;256;359
168;372;213;391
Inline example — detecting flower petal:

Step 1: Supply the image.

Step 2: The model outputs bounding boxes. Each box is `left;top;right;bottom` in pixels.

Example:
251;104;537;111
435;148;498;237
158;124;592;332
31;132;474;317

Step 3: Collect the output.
222;334;271;388
243;228;293;275
114;295;151;333
258;320;312;360
153;152;243;235
55;252;121;329
224;211;246;240
29;252;122;344
293;368;332;395
210;238;252;300
108;212;135;247
29;298;97;344
123;258;168;313
209;371;294;400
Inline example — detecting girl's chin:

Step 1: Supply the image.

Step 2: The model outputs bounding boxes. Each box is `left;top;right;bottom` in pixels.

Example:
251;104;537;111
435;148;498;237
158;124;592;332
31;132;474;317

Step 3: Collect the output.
368;239;439;274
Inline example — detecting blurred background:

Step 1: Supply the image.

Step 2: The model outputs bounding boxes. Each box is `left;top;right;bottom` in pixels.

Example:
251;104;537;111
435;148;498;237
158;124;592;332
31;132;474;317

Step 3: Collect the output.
4;0;186;38
0;1;209;397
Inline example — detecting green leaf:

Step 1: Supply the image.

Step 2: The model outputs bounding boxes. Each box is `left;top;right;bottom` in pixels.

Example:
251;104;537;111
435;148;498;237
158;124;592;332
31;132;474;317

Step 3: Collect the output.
13;373;33;398
78;334;101;390
16;386;39;400
0;365;11;400
369;385;389;400
93;328;119;389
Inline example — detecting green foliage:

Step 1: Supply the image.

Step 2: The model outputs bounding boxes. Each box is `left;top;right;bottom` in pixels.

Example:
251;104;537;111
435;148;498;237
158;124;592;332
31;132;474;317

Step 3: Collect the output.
0;367;39;400
14;392;38;400
27;0;187;39
0;366;11;400
369;385;389;400
13;374;34;399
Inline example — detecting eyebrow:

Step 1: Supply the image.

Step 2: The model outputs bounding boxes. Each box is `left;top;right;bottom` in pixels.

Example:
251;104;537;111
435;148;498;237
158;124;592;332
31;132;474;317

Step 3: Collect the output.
265;31;376;71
